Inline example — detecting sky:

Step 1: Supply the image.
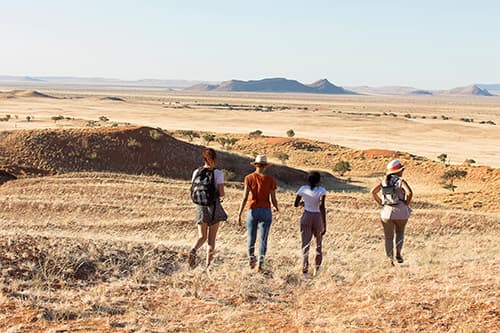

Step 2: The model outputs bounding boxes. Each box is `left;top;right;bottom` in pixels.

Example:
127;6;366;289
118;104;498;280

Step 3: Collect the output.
0;0;499;89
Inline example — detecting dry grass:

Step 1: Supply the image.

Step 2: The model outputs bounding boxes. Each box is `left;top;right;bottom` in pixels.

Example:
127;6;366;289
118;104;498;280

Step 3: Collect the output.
0;173;498;332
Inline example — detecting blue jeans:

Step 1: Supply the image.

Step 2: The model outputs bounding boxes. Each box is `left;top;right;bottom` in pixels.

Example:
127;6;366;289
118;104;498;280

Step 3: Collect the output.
246;208;272;265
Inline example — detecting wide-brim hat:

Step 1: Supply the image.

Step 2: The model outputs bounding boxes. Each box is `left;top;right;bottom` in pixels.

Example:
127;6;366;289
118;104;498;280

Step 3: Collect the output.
386;159;405;175
251;154;271;166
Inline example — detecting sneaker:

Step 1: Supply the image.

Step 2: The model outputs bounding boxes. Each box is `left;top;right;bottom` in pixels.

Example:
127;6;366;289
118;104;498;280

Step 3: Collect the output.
303;272;309;279
257;263;264;273
389;258;395;267
396;255;404;264
313;267;321;277
188;250;197;268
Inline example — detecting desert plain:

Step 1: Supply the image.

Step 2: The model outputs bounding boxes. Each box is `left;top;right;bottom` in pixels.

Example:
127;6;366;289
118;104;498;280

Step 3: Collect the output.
0;87;498;332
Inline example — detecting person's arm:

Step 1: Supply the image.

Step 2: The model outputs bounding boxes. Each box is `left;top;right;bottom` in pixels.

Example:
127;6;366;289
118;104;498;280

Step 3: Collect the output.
401;180;413;205
218;184;225;199
370;183;383;206
294;194;303;207
270;189;279;212
215;170;225;199
237;185;250;227
320;195;326;235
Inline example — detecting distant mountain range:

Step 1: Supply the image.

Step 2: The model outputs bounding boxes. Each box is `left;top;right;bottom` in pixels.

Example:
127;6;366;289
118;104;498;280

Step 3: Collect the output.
0;75;498;96
0;75;213;88
347;84;496;96
185;78;356;94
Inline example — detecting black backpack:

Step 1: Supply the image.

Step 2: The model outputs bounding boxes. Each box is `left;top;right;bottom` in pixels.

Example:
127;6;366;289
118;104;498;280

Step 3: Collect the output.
191;167;217;206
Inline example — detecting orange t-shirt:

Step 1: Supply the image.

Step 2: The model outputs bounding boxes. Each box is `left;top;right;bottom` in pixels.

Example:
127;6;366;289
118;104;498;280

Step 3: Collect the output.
244;172;277;209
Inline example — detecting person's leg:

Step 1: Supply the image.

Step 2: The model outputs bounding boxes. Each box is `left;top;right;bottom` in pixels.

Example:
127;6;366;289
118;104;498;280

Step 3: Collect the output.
257;208;273;268
381;219;395;260
206;222;220;267
394;219;407;262
311;215;323;273
246;210;258;267
190;223;208;267
300;212;313;274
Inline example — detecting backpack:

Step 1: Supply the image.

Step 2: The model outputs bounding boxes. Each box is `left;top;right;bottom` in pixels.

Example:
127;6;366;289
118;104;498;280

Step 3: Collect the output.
191;167;217;206
381;175;403;205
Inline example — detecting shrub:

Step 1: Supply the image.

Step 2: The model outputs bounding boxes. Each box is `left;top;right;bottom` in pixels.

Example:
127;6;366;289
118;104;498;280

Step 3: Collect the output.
441;115;449;120
217;137;238;150
127;138;142;149
441;169;467;192
463;159;476;166
149;129;162;141
249;130;263;138
286;129;295;138
333;161;351;176
178;130;199;142
202;134;216;145
273;151;289;165
26;115;32;122
222;169;236;181
99;116;109;122
437;153;448;164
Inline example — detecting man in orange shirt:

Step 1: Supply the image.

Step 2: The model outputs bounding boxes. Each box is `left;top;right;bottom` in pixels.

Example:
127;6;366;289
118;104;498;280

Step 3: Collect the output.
237;155;279;272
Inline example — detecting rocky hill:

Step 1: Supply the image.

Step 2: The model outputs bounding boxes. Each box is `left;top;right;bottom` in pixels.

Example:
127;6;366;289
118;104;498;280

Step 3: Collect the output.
185;78;356;94
443;85;494;96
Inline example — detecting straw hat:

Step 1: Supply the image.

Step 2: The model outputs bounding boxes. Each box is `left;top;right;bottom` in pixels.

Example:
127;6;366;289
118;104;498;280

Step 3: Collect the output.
251;155;271;166
386;159;405;175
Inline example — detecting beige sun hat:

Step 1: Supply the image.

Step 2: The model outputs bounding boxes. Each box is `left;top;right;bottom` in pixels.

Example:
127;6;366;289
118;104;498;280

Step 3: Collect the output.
251;155;271;166
386;159;405;175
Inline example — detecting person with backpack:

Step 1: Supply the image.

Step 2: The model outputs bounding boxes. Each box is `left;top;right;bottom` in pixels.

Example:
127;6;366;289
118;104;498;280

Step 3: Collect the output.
370;159;413;265
294;171;326;278
189;148;227;268
237;155;279;272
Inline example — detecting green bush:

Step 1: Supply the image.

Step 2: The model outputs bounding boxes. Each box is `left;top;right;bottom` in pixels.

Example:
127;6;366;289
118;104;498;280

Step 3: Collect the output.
333;161;351;176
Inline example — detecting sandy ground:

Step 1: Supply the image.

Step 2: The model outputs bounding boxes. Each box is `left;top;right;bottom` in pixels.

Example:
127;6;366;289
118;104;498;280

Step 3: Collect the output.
1;87;499;167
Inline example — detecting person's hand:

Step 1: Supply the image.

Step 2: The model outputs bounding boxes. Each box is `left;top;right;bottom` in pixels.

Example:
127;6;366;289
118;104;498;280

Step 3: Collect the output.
299;201;304;207
237;214;243;228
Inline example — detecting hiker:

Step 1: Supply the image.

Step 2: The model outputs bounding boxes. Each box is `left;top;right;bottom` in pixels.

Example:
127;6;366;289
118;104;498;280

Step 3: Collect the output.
294;171;326;278
189;148;227;268
370;159;413;265
237;155;279;272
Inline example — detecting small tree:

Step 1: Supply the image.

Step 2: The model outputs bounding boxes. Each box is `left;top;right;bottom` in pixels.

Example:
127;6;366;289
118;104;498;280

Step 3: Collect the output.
463;158;476;166
333;160;351;176
26;115;32;122
273;151;289;165
179;130;199;142
437;153;448;164
51;115;64;123
441;169;467;192
202;134;216;146
249;130;263;138
286;129;295;138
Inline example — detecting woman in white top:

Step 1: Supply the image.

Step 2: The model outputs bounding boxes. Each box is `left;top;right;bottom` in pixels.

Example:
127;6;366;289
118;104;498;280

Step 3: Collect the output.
189;148;227;268
294;171;326;278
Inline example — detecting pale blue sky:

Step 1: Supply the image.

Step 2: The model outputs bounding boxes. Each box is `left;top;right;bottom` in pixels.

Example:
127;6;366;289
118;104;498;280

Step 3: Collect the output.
1;0;498;89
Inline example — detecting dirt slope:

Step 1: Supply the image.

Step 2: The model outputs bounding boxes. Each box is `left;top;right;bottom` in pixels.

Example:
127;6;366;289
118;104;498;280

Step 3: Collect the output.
0;126;348;188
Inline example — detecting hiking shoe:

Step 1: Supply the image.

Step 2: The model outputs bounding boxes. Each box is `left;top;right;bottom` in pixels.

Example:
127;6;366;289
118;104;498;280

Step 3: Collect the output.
396;255;404;264
257;263;264;273
249;257;257;269
188;250;198;268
